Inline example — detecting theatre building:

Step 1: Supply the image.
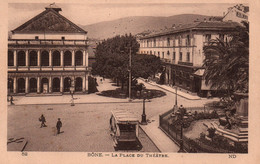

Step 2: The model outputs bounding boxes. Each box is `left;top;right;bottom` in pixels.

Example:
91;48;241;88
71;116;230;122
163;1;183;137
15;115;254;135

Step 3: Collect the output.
138;21;240;96
7;5;89;95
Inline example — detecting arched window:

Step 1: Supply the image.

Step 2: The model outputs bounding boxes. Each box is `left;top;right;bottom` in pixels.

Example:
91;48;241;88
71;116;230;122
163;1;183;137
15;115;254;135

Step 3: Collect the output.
18;51;26;66
41;51;49;66
52;78;60;92
18;78;25;93
64;51;72;66
52;50;61;66
75;77;82;92
29;78;37;92
75;51;83;66
29;51;37;66
8;51;14;66
64;77;71;92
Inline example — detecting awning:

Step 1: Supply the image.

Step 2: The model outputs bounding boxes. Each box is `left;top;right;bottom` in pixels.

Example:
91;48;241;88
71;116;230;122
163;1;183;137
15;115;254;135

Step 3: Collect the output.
194;69;205;76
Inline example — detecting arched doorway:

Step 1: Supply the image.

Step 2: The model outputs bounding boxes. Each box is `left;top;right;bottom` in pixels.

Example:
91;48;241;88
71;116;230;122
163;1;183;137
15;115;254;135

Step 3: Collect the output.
41;78;49;93
75;51;83;66
64;51;72;66
29;51;38;66
29;78;37;93
75;77;82;92
64;77;71;92
8;51;14;66
8;78;13;93
18;51;26;66
18;78;25;93
52;50;61;66
52;78;60;92
41;50;49;66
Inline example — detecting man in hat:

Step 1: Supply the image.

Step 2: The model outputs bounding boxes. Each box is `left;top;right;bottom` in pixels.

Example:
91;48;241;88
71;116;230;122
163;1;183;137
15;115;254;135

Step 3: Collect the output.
39;114;47;128
56;118;62;134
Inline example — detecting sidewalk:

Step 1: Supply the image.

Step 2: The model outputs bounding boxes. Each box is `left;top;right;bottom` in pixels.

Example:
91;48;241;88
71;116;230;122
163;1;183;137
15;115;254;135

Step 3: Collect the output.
140;116;180;152
138;78;201;100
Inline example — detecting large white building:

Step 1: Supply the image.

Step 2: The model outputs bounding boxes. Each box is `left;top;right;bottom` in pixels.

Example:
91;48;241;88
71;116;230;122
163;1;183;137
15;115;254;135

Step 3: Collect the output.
223;4;249;24
8;4;89;95
138;21;241;96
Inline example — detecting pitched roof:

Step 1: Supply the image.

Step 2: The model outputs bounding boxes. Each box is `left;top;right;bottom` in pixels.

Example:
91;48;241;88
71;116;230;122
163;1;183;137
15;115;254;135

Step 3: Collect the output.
12;8;87;34
141;21;241;39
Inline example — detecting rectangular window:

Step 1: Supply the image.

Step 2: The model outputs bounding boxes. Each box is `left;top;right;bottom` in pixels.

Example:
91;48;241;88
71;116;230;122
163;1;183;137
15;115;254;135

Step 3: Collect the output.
186;35;190;46
35;36;39;40
173;52;176;60
167;38;170;47
205;34;211;42
62;36;65;40
162;52;164;59
158;52;160;58
154;39;156;47
179;52;182;61
186;52;190;62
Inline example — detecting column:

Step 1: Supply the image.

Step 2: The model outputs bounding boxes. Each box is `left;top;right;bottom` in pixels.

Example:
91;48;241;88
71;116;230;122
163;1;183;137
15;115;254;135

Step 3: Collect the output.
49;76;52;93
83;50;86;66
49;50;52;66
14;50;17;67
60;76;63;93
25;77;29;93
37;50;41;66
85;75;88;92
25;50;29;66
72;50;75;66
82;75;86;93
86;51;89;67
13;77;17;94
37;76;41;93
61;50;64;66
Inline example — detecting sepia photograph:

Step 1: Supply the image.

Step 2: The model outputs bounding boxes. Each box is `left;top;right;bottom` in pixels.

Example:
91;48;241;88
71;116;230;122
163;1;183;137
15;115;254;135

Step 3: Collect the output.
2;0;259;163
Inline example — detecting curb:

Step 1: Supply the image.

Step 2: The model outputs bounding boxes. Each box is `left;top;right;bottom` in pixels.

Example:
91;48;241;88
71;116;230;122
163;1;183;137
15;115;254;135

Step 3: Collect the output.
139;125;162;153
140;79;201;100
8;100;146;106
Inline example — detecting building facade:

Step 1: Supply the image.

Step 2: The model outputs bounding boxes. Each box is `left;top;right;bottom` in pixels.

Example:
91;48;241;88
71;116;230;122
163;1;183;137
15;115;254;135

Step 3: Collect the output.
138;21;241;96
8;5;89;95
223;4;249;24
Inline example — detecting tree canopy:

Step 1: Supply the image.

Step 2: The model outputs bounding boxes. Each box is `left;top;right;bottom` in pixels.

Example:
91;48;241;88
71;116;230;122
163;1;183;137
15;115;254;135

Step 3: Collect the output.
203;22;249;96
92;34;162;88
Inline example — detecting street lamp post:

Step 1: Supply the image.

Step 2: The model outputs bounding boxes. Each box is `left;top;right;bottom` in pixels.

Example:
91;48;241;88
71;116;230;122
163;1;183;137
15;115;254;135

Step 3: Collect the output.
128;47;132;102
176;106;187;153
137;90;151;125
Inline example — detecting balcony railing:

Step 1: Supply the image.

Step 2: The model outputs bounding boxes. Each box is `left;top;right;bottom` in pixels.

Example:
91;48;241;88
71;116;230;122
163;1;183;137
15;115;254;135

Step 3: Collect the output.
8;66;88;72
178;61;193;66
8;39;88;46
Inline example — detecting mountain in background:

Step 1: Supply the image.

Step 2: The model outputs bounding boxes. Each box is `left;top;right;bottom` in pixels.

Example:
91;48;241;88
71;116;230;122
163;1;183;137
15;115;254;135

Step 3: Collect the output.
80;14;212;40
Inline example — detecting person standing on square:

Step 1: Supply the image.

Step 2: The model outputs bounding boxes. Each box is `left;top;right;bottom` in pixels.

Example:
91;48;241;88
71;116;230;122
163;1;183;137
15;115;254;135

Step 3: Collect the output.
56;118;62;134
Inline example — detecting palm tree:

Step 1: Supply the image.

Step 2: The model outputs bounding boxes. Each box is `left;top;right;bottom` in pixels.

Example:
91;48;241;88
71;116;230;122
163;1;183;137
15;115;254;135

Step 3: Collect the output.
203;22;249;98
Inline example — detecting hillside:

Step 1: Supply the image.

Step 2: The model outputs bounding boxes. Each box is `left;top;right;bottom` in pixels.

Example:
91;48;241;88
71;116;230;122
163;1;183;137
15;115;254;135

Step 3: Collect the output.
81;14;212;40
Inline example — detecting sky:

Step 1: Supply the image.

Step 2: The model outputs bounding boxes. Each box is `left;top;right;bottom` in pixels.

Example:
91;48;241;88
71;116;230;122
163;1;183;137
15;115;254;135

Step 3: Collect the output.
8;2;241;31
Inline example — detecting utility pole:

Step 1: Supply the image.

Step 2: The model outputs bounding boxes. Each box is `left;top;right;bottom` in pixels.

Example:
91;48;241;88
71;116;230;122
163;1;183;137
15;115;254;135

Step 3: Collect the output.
129;47;132;102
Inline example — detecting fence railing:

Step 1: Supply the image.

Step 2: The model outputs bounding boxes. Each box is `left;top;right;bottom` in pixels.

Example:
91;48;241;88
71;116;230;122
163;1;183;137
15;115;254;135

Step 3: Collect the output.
159;107;235;153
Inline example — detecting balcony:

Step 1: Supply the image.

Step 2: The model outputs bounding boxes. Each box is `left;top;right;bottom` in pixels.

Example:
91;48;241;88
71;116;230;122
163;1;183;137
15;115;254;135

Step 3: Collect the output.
8;66;88;72
8;39;88;46
178;61;193;66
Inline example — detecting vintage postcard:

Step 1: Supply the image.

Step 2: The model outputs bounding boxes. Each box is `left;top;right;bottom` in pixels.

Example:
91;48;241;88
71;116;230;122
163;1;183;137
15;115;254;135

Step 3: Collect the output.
0;0;259;163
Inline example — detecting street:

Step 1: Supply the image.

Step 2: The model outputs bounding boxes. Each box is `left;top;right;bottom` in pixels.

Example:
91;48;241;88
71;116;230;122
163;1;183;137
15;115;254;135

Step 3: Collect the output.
7;78;217;152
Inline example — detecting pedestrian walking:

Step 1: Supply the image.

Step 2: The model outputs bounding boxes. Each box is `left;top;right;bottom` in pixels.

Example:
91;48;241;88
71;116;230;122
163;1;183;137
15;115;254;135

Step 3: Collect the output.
56;118;62;134
10;96;14;105
39;114;47;128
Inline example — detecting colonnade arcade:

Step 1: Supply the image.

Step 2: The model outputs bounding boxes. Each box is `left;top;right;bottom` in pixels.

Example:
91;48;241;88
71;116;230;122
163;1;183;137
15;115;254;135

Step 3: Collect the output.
8;49;86;67
8;75;86;94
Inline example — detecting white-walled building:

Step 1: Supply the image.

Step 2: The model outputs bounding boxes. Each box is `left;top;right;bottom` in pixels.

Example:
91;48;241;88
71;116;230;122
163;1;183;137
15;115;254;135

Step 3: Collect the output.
138;21;241;96
8;4;89;95
223;4;249;24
